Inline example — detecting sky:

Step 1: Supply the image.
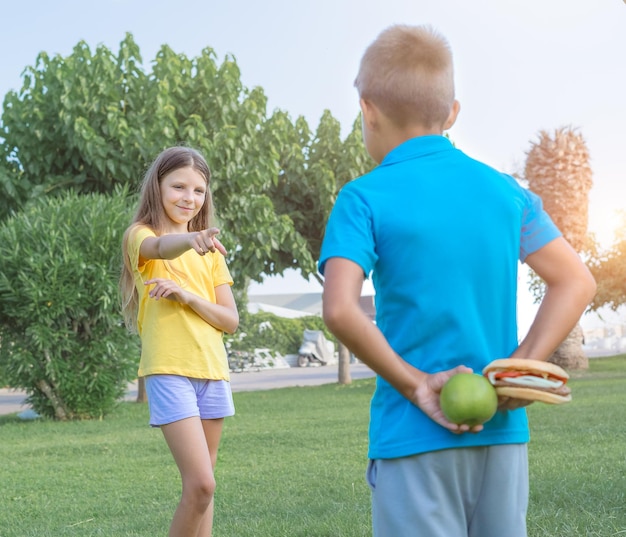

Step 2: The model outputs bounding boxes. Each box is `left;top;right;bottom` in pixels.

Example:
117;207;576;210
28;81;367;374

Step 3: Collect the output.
2;0;625;329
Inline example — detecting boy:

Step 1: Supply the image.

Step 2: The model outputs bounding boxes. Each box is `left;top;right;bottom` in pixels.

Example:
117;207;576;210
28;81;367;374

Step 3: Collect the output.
319;25;596;537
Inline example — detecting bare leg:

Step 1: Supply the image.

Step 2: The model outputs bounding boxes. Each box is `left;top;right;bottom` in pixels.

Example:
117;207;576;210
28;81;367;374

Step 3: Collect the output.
196;419;225;537
161;417;224;537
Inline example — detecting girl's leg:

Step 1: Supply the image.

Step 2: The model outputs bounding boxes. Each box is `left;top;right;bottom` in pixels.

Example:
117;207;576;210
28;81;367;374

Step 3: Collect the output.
161;417;223;537
196;418;225;537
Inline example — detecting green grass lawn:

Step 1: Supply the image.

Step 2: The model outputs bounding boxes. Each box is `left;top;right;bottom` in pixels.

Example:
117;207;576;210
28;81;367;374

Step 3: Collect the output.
1;356;624;537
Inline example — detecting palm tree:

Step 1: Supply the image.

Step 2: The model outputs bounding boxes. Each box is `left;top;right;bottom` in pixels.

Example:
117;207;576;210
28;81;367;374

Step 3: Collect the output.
524;127;594;369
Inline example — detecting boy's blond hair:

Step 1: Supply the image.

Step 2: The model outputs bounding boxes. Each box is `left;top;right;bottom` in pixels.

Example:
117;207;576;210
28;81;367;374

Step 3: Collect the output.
354;24;455;129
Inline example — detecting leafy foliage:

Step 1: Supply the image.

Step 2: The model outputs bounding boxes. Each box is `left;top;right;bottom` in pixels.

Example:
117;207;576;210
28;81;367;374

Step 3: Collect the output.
225;310;333;356
524;128;625;312
524;127;593;251
265;112;373;279
0;33;373;402
587;212;626;311
0;34;332;288
0;190;139;419
523;127;595;368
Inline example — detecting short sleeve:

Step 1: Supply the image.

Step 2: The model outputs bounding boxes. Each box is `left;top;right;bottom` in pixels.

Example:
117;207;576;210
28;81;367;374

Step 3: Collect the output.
127;225;156;274
318;184;378;277
212;252;234;287
519;189;562;262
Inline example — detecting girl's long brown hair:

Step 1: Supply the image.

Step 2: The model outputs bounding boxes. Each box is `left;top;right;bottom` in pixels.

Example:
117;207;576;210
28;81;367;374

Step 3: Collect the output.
119;146;214;332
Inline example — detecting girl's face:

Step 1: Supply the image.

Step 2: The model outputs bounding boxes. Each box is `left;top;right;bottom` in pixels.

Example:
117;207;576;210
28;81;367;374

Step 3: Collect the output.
160;166;207;232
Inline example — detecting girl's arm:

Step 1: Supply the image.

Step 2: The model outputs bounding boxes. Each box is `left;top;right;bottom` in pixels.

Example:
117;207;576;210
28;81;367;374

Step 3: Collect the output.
140;228;226;259
185;283;239;334
145;279;239;334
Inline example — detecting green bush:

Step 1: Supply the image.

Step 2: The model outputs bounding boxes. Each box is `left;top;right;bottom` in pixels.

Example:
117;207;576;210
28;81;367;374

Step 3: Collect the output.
0;189;139;419
0;361;7;387
225;310;334;356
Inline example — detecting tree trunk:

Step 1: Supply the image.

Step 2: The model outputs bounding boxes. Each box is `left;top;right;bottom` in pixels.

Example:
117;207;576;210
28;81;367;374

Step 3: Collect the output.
337;342;352;385
136;377;147;403
548;323;588;370
37;379;72;420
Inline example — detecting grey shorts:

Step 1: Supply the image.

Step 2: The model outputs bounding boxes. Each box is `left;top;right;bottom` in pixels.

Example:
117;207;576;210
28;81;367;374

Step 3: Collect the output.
144;374;235;427
366;444;528;537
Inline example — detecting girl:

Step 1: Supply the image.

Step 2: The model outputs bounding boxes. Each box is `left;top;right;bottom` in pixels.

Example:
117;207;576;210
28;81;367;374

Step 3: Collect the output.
120;146;239;537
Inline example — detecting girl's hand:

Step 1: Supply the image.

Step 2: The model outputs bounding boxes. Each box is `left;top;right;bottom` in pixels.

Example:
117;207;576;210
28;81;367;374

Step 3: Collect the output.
145;278;188;303
193;228;228;256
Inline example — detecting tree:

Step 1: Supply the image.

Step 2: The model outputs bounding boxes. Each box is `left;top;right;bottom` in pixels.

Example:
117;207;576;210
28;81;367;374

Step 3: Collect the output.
524;127;594;369
0;34;312;293
587;212;626;311
265;112;374;382
0;34;375;393
0;158;28;221
0;189;139;419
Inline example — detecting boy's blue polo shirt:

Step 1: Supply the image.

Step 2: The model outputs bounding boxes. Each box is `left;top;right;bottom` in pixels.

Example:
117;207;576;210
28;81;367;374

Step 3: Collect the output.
319;135;561;459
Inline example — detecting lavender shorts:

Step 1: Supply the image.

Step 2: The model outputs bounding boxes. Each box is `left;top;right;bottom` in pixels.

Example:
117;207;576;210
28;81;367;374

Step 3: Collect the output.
144;374;235;427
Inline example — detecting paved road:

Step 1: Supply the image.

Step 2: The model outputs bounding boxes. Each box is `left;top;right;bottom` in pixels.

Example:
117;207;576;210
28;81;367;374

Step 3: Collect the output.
0;363;376;416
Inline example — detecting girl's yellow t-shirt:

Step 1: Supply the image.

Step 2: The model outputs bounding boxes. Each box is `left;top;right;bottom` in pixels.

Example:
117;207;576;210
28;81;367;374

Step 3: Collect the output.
128;225;234;380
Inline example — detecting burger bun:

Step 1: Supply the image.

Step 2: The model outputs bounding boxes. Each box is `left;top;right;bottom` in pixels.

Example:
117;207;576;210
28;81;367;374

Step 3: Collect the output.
494;386;572;404
483;358;572;405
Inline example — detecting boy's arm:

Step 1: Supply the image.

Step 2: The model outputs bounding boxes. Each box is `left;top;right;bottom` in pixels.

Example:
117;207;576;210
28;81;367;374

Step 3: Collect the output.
322;257;478;433
512;237;596;361
322;258;419;389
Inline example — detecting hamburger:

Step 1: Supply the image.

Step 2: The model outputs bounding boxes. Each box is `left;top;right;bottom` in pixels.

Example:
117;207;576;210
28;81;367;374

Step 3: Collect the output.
482;358;571;404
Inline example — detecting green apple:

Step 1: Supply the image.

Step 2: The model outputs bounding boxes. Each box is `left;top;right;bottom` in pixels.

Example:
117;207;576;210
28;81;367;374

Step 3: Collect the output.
440;373;498;426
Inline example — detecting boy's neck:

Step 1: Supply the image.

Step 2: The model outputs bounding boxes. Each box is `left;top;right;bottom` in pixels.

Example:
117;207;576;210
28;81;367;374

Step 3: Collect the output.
378;125;444;161
360;97;458;164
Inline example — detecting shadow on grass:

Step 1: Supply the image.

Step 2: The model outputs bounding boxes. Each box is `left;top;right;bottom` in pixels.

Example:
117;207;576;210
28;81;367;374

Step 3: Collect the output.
0;414;26;426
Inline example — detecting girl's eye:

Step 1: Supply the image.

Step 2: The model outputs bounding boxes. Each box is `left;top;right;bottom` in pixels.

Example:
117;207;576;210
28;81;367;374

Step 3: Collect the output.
196;190;206;195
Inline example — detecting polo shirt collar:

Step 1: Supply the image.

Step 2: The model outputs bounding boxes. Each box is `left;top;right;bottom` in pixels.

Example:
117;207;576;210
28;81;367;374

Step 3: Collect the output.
380;135;454;167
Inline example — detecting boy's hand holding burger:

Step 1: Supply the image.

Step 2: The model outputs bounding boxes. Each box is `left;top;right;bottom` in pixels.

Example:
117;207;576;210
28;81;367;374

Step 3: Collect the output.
483;358;571;411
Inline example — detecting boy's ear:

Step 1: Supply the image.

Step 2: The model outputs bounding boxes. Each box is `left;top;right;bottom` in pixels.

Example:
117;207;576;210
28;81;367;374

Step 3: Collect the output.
360;98;378;129
443;100;460;130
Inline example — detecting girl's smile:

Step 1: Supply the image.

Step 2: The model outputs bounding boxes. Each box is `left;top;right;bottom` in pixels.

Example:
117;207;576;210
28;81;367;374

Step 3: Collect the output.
160;166;207;231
